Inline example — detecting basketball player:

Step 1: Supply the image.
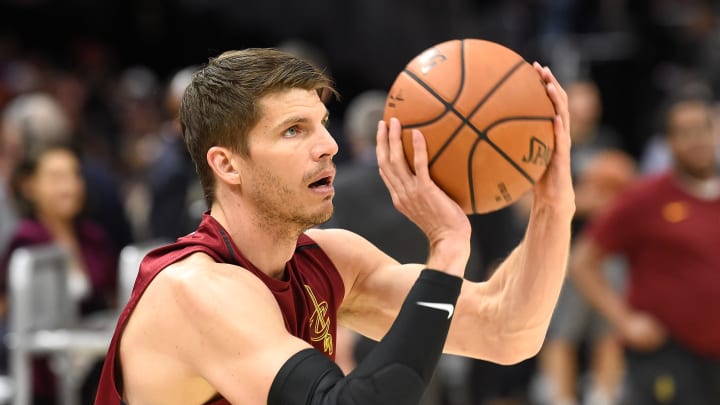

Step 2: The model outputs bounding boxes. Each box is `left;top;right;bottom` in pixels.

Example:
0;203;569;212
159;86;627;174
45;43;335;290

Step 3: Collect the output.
95;48;574;405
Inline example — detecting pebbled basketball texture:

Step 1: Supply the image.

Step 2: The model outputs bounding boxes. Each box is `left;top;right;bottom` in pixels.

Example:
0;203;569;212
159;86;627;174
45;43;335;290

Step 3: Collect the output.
383;38;555;214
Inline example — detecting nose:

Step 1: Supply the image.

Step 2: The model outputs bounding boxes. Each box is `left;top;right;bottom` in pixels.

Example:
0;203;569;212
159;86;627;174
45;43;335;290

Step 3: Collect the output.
312;126;338;161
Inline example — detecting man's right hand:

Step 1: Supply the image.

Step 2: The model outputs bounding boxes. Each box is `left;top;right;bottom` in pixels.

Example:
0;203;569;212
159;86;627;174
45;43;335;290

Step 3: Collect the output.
376;118;471;277
618;311;667;351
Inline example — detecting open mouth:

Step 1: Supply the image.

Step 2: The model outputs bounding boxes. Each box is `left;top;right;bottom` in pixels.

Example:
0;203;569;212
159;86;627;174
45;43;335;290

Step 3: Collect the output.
309;176;332;189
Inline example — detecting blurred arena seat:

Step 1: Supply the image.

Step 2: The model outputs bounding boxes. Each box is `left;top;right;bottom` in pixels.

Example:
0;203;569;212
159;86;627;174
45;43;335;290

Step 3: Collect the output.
6;244;114;405
117;240;170;310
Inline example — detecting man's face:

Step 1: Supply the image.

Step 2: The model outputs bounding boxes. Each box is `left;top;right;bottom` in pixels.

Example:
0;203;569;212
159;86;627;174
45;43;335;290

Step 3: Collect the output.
238;88;338;230
667;101;717;180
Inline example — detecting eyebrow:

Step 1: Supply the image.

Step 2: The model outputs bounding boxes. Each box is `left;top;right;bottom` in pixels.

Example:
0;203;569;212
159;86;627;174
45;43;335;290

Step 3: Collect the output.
273;109;330;132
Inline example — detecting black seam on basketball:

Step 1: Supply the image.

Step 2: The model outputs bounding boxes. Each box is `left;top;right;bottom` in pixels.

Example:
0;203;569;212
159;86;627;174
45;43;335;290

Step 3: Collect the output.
467;137;482;214
483;140;535;185
428;124;468;169
455;39;466;105
429;59;526;168
400;40;466;130
464;60;526;125
401;69;460;129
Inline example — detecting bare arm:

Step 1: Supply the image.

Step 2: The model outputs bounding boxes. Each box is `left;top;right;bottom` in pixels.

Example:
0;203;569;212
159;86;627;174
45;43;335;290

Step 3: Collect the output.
570;236;666;351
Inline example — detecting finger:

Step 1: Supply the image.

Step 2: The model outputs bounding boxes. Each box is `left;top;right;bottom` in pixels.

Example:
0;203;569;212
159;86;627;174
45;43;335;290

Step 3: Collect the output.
388;117;413;177
532;63;567;102
377;120;402;188
376;120;389;166
554;114;571;152
549;83;571;135
412;130;431;181
532;61;544;77
377;119;410;198
542;66;567;103
545;79;570;135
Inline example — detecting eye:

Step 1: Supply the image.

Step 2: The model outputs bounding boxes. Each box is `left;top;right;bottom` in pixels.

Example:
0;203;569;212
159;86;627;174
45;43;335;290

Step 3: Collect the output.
284;126;300;138
321;116;330;127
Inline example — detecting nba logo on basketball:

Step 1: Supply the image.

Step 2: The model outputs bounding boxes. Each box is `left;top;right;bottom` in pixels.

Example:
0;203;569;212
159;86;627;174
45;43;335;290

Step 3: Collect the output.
418;48;447;75
522;136;551;166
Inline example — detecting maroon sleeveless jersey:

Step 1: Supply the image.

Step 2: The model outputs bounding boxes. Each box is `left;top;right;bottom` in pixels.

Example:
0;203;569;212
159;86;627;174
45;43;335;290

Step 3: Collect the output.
94;213;345;404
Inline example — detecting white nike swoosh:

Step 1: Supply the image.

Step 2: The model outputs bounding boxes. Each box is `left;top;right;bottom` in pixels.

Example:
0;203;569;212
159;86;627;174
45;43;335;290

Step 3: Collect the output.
416;301;454;319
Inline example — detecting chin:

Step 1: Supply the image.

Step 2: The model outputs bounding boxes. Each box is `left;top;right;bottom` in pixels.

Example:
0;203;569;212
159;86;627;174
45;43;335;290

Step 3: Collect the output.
316;208;334;226
684;165;716;180
305;207;334;229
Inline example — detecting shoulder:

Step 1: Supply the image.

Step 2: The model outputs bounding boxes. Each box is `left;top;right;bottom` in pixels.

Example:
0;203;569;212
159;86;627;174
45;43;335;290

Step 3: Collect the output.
119;251;302;403
125;251;285;345
1;220;50;276
7;219;51;249
152;252;276;309
616;173;671;206
585;173;669;237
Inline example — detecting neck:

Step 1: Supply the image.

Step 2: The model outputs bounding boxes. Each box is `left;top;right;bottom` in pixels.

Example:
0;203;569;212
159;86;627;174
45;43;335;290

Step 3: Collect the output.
672;169;720;200
210;200;303;280
38;213;74;236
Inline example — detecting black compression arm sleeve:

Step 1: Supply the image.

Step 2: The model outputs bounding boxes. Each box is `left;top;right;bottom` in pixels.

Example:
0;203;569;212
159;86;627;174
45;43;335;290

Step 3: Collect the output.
268;269;463;405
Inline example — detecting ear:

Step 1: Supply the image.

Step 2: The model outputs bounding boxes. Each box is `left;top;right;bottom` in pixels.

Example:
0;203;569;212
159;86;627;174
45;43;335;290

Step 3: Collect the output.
207;146;242;186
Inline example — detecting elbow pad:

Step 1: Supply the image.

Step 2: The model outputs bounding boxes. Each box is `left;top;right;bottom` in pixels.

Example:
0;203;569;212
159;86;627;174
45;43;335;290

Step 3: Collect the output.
268;269;462;405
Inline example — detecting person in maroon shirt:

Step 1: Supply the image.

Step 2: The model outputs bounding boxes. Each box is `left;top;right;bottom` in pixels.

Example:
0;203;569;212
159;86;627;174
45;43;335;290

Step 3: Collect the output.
95;48;576;405
0;140;118;404
571;95;720;405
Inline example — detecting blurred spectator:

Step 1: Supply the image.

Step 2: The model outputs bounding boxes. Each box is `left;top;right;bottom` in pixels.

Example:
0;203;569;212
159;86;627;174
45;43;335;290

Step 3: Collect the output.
0;93;71;257
0;92;133;255
639;74;716;174
565;80;624;179
571;95;720;405
0;140;119;404
538;79;629;405
146;65;202;240
112;65;164;241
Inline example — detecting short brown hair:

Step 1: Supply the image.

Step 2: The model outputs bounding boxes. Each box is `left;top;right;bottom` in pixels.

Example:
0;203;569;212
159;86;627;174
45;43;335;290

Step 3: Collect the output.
179;48;335;207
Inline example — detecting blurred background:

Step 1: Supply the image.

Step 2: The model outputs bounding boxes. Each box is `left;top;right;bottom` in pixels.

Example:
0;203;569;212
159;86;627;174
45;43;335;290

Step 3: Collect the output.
0;0;718;404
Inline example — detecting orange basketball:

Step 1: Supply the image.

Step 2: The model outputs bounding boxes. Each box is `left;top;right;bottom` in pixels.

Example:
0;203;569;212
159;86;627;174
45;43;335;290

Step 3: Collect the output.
383;39;555;214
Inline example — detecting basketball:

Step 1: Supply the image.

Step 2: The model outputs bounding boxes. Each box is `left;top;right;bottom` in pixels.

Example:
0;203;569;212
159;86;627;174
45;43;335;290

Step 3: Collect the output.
383;39;555;214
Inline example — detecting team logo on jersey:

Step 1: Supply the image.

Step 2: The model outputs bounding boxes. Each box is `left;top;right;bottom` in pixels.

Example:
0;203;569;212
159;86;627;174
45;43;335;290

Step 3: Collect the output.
662;201;689;223
304;284;333;355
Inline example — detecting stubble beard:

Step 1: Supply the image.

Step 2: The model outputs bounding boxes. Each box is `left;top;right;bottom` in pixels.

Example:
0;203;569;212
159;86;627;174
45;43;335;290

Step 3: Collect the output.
247;169;334;238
